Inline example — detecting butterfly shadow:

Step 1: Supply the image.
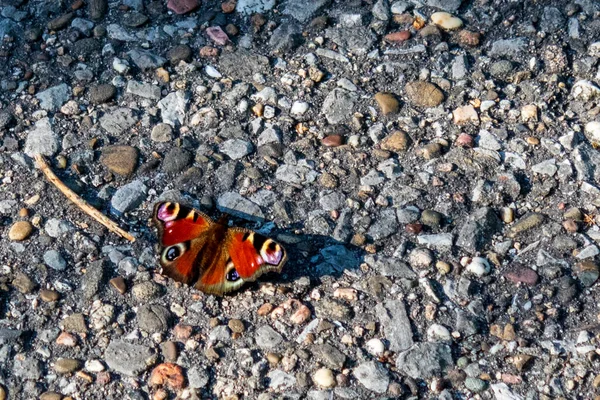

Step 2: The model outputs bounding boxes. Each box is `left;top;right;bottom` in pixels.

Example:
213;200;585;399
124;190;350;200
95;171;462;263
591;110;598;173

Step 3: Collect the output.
218;207;367;290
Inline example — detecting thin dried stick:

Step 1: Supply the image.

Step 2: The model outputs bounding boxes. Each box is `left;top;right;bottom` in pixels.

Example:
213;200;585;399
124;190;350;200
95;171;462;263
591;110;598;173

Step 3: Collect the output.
34;154;136;243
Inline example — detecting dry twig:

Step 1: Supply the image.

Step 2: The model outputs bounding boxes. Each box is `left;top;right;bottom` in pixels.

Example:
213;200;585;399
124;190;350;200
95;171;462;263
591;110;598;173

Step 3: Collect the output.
34;154;136;242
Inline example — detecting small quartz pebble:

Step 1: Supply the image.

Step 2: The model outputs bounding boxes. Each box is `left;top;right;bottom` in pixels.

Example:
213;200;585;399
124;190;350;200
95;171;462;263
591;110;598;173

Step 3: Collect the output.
365;338;385;356
466;257;491;276
313;368;336;388
8;221;33;241
431;12;463;30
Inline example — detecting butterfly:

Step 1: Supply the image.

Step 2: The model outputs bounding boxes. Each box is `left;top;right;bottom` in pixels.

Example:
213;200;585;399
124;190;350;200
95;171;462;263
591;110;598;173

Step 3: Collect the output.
152;201;287;295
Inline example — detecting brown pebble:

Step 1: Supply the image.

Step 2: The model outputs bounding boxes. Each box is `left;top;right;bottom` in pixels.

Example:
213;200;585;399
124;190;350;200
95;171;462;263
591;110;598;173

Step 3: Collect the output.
251;13;266;30
380;130;411;152
40;289;60;302
266;352;281;365
150;363;185;390
0;385;5;400
8;221;33;241
374;92;400;115
39;392;62;400
199;46;219;58
71;0;84;9
161;341;178;362
54;358;80;374
18;208;28;217
384;30;411;43
322;135;343;147
205;347;220;361
109;277;127;294
526;136;540;145
225;23;238;36
563;219;579;233
513;354;533;371
97;371;111;385
455;133;474;148
228;319;245;333
257;303;274;316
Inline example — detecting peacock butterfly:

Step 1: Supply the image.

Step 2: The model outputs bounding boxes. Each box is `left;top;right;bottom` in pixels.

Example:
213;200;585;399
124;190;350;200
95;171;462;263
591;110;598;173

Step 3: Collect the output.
152;201;287;295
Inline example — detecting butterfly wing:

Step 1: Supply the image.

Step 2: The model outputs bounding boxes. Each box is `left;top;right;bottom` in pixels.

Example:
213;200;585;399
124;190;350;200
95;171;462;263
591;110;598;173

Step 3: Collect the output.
153;202;214;285
194;228;287;295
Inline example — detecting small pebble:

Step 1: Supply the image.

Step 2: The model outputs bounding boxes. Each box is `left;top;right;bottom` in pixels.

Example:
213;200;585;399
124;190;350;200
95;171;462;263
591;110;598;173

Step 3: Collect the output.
313;368;336;388
8;221;33;241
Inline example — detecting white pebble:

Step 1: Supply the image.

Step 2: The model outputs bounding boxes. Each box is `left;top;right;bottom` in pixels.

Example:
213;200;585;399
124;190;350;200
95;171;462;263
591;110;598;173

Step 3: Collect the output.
431;12;463;30
205;65;222;79
365;338;385;356
584;121;600;144
291;101;309;116
313;368;335;388
85;359;105;372
427;324;451;342
112;58;129;74
466;257;491;276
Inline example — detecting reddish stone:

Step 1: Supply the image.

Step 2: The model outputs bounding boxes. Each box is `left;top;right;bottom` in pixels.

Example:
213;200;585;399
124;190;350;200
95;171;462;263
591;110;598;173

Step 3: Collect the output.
206;26;230;46
167;0;199;14
501;374;523;385
150;363;185;390
405;223;423;234
455;133;474;148
173;324;193;341
321;135;343;147
504;268;539;286
384;30;411;43
71;0;84;10
457;30;482;47
221;0;236;13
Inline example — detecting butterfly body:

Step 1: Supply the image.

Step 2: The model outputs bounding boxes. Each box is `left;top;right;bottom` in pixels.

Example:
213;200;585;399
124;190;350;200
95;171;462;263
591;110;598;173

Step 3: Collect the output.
153;202;287;295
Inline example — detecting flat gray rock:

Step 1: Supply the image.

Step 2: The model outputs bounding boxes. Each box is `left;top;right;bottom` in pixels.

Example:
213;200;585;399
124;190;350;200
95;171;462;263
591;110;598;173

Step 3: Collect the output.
353;361;389;393
283;0;330;22
396;342;454;379
126;80;161;100
158;91;188;126
217;192;264;222
111;180;148;214
127;48;167;70
376;300;413;352
24;117;59;157
236;0;275;14
322;88;357;124
36;83;70;111
219;139;254;160
255;325;284;349
100;108;137;135
104;340;156;376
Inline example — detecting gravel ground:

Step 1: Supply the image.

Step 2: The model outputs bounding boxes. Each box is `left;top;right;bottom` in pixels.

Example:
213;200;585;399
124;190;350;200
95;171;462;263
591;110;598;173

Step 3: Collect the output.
1;0;600;399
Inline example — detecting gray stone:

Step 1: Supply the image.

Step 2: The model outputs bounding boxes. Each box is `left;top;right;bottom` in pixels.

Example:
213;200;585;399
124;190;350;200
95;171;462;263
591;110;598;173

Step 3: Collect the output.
0;18;20;39
111;180;148;214
0;329;21;345
455;309;479;337
417;233;454;250
312;343;346;369
532;159;557;176
71;18;94;35
100;108;137;135
376;300;413;352
364;255;417;278
127;49;167;70
317;245;360;275
452;55;468;80
489;38;528;60
276;164;319;184
267;369;296;390
367;208;398;240
220;139;254;159
426;0;461;11
79;260;105;299
132;281;163;301
209;325;232;343
269;22;302;54
322;89;357;124
540;7;565;33
326;27;376;55
137;304;172;333
188;366;210;388
126;80;161;100
158;91;188;126
319;191;346;211
477;130;502;150
44;250;67;271
44;218;74;238
283;0;330;22
104;340;156;376
465;377;488;393
14;356;42;380
217;192;264;222
236;0;275;14
24;117;59;157
151;123;173;142
255;325;283;349
396;343;454;379
372;0;390;20
36;83;70;111
107;24;136;41
353;361;389;393
162;148;193;174
455;207;502;253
